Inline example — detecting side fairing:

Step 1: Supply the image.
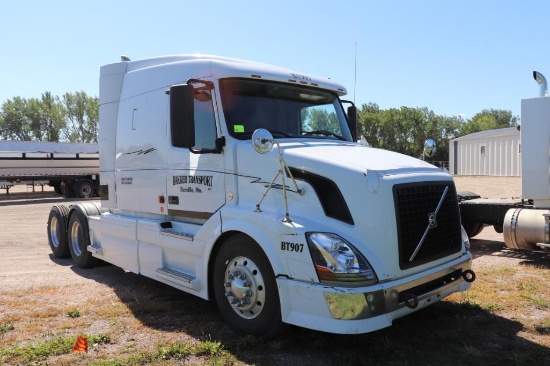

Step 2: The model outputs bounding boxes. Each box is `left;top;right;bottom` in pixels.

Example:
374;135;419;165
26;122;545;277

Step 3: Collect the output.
115;89;168;214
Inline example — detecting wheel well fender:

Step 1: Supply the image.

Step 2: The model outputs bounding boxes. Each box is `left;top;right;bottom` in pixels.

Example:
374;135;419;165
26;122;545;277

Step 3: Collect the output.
206;228;287;301
68;201;103;221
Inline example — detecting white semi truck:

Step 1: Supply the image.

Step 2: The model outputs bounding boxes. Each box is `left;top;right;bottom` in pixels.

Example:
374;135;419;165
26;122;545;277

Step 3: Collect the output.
459;71;550;252
47;54;475;337
0;141;99;197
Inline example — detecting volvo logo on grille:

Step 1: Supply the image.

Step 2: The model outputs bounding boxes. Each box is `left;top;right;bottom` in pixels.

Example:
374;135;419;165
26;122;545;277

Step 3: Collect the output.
428;213;437;228
409;186;449;262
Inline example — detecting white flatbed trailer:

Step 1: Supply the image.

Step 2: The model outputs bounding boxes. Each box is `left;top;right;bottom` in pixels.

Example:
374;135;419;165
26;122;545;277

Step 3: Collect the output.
0;141;99;197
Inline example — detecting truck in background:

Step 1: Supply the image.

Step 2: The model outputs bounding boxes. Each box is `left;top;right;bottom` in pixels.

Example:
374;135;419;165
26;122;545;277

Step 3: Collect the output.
459;71;550;252
47;54;475;337
0;141;99;198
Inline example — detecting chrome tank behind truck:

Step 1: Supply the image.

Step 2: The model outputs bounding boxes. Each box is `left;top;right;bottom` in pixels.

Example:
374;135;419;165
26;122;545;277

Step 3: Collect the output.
503;71;550;251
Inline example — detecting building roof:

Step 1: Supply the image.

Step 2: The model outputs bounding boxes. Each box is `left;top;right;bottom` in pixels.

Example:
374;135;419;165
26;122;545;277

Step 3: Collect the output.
452;127;519;142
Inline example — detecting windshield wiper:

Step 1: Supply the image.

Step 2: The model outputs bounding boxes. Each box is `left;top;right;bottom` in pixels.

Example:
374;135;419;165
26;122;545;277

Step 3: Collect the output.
267;129;293;138
233;129;293;140
301;130;345;141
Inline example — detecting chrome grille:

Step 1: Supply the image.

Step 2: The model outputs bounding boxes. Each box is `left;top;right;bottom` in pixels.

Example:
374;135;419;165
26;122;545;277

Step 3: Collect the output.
393;182;462;270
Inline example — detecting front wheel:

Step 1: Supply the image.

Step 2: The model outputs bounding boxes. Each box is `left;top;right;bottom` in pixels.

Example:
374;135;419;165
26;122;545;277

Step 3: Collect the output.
213;234;286;338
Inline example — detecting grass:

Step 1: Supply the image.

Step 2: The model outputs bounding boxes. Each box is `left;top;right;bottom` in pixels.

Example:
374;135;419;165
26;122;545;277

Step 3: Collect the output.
86;340;233;366
0;336;75;363
67;310;81;318
1;257;549;365
0;323;15;333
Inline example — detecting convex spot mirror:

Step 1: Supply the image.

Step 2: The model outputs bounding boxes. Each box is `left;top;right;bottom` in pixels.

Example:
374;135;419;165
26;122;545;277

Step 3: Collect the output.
424;139;436;158
252;129;274;154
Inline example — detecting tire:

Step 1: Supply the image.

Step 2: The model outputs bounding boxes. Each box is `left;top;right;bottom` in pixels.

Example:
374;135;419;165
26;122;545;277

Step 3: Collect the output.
53;183;62;195
463;222;484;238
75;180;94;198
213;234;286;338
457;191;481;203
60;181;75;197
67;208;98;268
47;205;70;258
94;182;100;197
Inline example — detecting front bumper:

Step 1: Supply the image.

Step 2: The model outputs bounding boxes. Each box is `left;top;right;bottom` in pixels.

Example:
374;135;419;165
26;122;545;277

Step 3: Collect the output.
277;252;473;334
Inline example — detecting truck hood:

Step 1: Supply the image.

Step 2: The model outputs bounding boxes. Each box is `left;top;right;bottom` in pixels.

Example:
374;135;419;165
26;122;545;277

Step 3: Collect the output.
278;141;437;173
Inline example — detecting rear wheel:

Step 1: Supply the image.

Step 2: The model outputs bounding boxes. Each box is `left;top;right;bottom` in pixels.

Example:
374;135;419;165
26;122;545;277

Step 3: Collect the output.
47;205;70;258
463;222;484;238
213;234;286;338
457;191;481;202
60;181;75;197
75;180;94;198
458;191;484;238
68;209;98;268
52;183;62;195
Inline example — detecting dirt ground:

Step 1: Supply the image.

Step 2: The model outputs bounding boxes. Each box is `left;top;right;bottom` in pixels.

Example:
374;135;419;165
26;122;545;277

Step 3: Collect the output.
0;184;96;291
0;177;549;365
0;175;535;291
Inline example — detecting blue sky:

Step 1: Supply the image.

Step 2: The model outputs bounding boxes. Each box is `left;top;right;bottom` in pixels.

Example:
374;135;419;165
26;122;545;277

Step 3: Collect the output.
1;1;548;120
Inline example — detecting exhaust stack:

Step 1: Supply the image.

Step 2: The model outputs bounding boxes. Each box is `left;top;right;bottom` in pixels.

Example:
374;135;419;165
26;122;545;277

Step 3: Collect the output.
533;71;548;97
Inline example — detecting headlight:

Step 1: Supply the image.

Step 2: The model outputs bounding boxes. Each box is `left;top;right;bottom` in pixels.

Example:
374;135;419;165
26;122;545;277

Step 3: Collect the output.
460;225;471;252
306;232;378;286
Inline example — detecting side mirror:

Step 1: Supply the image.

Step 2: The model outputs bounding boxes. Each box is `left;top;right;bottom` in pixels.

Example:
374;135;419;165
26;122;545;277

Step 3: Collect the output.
347;104;358;141
252;129;274;154
169;84;195;148
424;139;436;158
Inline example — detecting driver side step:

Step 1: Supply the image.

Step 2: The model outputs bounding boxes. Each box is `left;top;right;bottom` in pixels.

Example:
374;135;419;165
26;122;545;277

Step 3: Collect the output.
156;267;200;290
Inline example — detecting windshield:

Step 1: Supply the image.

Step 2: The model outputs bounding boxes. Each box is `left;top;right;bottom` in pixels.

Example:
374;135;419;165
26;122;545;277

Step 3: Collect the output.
220;78;352;141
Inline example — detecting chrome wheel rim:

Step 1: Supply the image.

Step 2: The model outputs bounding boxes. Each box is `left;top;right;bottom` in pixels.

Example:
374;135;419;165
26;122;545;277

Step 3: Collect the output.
223;256;266;319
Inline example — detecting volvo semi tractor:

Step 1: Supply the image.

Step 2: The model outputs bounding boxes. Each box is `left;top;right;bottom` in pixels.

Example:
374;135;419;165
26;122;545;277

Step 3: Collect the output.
0;141;99;197
459;71;550;252
47;54;474;337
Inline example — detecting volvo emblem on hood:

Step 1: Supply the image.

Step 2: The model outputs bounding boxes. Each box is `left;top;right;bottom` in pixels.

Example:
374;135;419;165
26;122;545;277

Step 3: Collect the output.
409;186;449;262
428;213;437;228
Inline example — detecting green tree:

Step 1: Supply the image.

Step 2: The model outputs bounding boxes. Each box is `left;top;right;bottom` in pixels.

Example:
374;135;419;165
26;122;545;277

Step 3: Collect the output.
85;95;99;143
0;97;32;140
41;92;66;142
0;93;67;142
26;98;45;141
357;102;381;143
458;109;518;136
358;103;462;162
0;91;99;142
63;91;98;142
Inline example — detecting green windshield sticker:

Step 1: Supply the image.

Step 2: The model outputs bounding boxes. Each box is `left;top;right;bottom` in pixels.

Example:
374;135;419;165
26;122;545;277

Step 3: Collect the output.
234;125;245;133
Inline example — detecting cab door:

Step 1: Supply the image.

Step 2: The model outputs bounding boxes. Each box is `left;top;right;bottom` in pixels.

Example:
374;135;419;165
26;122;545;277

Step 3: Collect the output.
166;80;225;223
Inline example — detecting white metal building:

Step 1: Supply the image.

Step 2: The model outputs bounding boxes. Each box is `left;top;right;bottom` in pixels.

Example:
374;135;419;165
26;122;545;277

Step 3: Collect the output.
449;127;520;176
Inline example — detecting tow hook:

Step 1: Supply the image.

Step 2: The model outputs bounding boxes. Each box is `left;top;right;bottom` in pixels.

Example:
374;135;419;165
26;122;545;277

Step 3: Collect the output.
462;269;476;283
403;292;419;309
